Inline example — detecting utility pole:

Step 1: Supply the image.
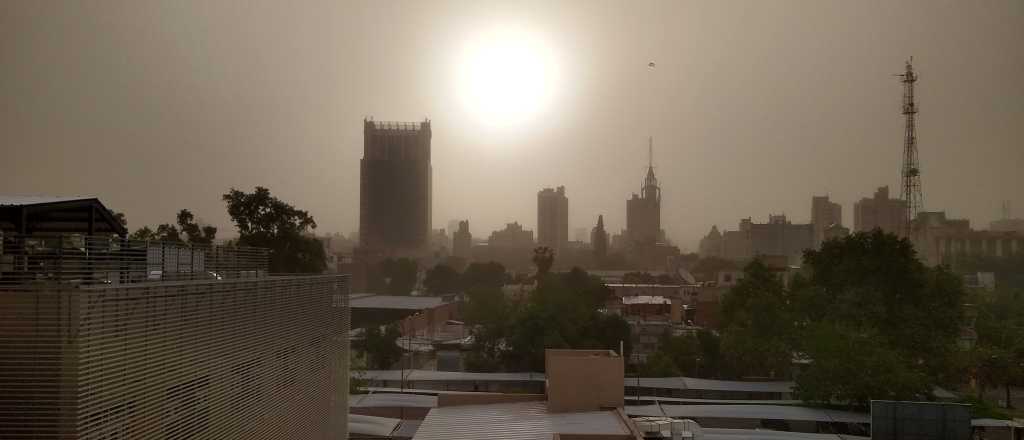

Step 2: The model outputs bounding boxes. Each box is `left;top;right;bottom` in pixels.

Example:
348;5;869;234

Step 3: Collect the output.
897;58;923;237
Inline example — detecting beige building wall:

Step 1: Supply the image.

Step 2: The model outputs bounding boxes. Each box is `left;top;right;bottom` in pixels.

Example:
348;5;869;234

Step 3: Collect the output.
0;275;349;440
545;349;624;413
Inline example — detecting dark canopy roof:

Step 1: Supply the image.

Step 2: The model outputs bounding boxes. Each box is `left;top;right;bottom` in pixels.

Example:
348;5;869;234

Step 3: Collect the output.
0;196;127;236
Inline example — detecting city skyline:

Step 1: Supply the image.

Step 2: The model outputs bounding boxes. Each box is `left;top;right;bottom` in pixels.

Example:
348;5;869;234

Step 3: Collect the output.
2;1;1022;250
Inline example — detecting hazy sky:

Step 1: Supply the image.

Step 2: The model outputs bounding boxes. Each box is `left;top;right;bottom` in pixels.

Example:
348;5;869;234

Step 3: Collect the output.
2;1;1022;250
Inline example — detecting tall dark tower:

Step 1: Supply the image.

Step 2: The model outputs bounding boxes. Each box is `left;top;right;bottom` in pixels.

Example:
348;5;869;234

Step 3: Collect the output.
898;58;922;235
359;118;432;254
626;137;662;245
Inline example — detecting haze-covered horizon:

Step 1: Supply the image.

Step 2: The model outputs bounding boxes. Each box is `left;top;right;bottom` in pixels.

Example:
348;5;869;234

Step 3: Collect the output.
2;1;1022;251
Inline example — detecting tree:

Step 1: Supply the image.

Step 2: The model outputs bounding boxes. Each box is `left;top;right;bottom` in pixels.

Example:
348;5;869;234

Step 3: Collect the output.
176;209;216;244
461;261;507;291
972;288;1024;407
367;258;418;295
719;258;796;379
355;323;404;369
108;210;127;228
129;226;157;241
532;246;555;278
423;264;460;295
792;230;968;407
222;187;325;273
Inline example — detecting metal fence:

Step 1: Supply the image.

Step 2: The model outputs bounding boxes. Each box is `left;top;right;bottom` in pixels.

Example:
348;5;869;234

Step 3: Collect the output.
0;233;269;286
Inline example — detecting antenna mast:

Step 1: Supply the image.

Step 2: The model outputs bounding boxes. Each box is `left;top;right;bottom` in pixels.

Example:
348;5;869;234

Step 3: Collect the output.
898;57;923;236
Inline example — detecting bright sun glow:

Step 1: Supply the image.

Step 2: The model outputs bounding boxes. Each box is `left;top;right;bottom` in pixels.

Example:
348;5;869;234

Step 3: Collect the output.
458;29;559;126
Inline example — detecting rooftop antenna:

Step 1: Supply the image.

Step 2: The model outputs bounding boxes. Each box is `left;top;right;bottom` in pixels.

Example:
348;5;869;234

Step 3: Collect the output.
896;57;923;237
648;136;653;168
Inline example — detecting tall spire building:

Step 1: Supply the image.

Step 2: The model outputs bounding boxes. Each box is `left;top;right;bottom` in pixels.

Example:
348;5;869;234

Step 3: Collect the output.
626;137;663;246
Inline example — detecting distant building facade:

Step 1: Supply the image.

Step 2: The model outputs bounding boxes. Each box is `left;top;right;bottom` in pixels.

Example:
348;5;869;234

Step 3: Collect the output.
700;215;814;265
452;220;472;259
487;222;534;249
698;225;724;258
359;119;432;255
537;186;569;253
913;211;1024;266
811;195;843;248
990;218;1024;234
853;186;905;236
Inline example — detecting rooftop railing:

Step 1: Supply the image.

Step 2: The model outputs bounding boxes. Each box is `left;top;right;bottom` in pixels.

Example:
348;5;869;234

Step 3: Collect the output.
0;233;268;287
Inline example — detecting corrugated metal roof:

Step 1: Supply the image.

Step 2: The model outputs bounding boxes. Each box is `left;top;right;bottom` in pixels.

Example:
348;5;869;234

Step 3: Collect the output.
626;395;802;405
407;370;542;382
358;370;408;381
349;414;401;437
0;195;95;206
350;393;438;408
682;377;794;393
350;295;445;310
356;370;544;383
412;401;630;440
658;404;868;424
624;404;665;417
702;428;869;440
624;377;687;389
622;295;671;305
972;418;1024;428
393;420;422;438
625;377;793;393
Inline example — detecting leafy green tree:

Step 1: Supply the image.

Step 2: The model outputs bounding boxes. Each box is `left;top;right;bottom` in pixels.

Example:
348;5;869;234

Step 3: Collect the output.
532;246;555;278
463;286;513;368
971;288;1024;407
792;230;967;406
176;209;217;244
423;264;461;295
222;187;325;273
796;322;931;407
461;261;507;291
719;258;796;378
129;226;157;241
356;323;403;369
373;258;417;295
641;351;681;377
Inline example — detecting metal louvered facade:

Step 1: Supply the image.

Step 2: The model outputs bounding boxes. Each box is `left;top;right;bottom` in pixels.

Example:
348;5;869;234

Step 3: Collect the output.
0;274;349;439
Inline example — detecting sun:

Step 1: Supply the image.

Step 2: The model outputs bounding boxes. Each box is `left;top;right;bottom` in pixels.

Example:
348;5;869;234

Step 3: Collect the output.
458;29;558;126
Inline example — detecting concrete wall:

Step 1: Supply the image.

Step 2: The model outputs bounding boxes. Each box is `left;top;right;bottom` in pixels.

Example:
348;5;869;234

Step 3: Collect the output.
546;350;624;413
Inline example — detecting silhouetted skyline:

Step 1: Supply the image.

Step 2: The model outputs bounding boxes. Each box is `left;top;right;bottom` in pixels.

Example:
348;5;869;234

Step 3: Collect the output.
2;1;1022;250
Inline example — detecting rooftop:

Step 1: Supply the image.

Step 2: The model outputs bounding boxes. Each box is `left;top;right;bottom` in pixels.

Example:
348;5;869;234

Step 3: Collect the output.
411;401;633;440
621;295;672;305
633;403;869;424
367;119;429;131
349;294;447;310
0;195;97;206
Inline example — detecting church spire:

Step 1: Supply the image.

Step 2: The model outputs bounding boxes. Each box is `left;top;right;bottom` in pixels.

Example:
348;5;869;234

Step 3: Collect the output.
642;136;659;201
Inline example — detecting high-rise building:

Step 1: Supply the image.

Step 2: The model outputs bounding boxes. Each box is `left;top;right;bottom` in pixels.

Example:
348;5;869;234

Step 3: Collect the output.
453;220;472;259
811;195;843;247
537;186;568;253
853;186;906;236
591;215;609;261
627;139;662;246
0;232;349;439
359;118;432;255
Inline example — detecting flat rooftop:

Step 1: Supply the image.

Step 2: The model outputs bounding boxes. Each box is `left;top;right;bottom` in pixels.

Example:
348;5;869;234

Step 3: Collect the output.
349;294;446;310
411;401;632;440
